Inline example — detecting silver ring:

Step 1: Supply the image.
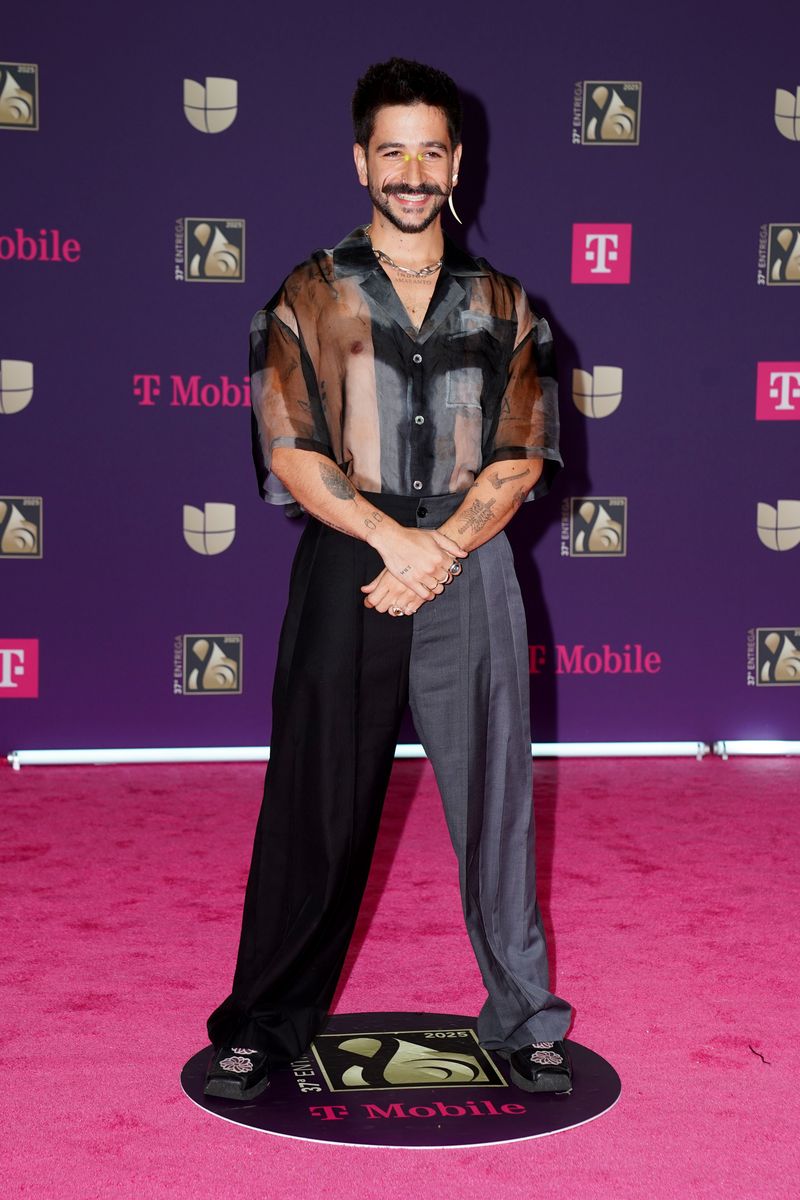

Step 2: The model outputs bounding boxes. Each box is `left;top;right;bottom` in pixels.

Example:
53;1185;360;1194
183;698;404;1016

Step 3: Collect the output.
449;560;463;576
390;605;404;616
437;573;450;585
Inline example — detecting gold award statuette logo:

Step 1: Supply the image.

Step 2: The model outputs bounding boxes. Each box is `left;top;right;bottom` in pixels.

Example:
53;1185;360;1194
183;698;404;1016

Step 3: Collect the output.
578;81;641;145
569;498;627;556
757;629;800;685
0;359;34;414
310;1029;506;1093
0;498;42;557
766;224;800;284
757;501;800;551
183;635;242;694
572;366;623;418
182;218;245;282
774;87;800;141
183;502;236;555
183;77;238;133
0;64;38;130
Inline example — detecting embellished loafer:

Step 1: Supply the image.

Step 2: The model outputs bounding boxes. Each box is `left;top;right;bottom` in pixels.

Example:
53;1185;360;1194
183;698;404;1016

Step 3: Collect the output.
498;1040;573;1094
203;1044;270;1100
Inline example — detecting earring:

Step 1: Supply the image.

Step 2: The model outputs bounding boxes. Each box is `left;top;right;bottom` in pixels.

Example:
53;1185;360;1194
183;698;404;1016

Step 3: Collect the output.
448;189;463;225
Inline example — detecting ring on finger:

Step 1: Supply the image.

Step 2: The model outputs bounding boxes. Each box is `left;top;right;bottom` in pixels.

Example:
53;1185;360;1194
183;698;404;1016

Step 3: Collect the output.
390;605;404;616
448;560;463;576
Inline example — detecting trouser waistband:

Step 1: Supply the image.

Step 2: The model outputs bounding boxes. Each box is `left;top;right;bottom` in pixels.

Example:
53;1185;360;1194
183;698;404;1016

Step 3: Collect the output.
359;490;465;529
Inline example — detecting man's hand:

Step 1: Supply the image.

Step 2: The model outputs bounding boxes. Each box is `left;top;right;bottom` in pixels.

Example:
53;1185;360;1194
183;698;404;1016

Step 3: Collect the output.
366;525;466;600
361;567;444;614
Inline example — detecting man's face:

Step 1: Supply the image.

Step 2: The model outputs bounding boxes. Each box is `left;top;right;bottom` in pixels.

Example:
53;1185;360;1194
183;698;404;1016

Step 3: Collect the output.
354;103;462;235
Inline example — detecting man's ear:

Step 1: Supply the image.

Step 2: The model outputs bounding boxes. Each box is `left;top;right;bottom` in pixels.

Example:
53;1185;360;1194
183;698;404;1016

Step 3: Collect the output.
353;142;368;187
452;142;463;183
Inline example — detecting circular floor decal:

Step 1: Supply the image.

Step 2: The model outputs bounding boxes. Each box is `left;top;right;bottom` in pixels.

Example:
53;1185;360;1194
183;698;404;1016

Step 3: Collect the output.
182;1012;620;1148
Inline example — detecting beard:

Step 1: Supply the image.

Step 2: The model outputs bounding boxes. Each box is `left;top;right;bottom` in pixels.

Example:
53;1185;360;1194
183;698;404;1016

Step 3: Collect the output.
368;178;448;234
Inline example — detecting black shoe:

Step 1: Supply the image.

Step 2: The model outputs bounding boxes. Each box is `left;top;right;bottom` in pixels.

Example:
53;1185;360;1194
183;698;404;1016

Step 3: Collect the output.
498;1040;572;1094
203;1044;270;1100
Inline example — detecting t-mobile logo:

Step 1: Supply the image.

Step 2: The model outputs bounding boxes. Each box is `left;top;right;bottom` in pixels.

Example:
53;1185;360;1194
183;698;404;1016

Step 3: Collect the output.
585;233;618;272
571;223;632;284
0;640;39;696
756;363;800;420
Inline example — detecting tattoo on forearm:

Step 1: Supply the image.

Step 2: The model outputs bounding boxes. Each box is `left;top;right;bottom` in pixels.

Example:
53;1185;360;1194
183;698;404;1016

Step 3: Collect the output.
488;468;531;490
319;462;356;501
457;497;497;535
511;486;528;511
363;509;384;532
316;514;350;535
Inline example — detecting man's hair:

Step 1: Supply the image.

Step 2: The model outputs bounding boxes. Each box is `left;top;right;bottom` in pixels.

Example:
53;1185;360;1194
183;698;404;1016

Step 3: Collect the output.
352;57;462;149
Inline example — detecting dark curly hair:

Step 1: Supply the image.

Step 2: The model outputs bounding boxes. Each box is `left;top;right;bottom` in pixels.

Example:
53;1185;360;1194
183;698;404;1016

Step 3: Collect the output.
352;57;462;149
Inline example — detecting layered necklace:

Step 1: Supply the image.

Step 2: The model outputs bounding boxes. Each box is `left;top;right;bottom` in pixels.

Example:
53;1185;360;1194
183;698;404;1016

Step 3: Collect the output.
364;224;443;279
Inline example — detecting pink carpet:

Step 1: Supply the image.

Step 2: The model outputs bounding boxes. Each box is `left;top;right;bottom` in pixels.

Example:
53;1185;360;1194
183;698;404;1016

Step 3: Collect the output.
2;757;798;1198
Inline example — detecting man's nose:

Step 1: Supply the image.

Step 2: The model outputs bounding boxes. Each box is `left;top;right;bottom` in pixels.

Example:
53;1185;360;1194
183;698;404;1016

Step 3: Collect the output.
402;153;423;185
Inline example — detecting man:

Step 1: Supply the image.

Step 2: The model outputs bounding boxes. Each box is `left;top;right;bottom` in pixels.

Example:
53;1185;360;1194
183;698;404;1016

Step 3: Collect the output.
204;57;573;1101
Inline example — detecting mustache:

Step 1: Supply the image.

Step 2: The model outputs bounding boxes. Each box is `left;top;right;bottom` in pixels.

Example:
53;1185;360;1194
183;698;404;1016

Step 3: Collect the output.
382;182;446;197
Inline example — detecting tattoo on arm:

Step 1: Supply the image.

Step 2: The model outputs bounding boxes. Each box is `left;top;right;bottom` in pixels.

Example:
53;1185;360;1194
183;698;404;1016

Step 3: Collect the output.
363;509;384;532
457;497;497;535
511;486;528;511
488;467;532;491
319;462;356;501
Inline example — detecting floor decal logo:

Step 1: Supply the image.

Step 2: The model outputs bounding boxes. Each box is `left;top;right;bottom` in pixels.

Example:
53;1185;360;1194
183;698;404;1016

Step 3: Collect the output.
181;1012;621;1148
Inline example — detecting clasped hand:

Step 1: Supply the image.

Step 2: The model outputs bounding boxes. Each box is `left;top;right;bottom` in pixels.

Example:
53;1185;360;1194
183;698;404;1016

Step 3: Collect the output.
361;526;466;615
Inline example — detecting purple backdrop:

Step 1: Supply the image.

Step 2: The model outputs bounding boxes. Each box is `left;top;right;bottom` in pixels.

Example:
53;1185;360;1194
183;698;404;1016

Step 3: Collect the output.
2;1;799;751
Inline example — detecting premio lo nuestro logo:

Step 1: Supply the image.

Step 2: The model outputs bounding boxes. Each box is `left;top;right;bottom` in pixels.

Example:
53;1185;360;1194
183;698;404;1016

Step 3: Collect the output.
174;218;245;282
756;629;800;686
755;363;800;420
0;639;39;697
756;501;800;551
572;366;623;418
765;225;800;284
310;1029;505;1093
774;87;800;141
0;498;42;557
0;63;38;130
0;359;33;414
183;77;238;133
183;502;236;555
565;497;627;557
574;81;641;145
571;224;632;284
175;635;242;695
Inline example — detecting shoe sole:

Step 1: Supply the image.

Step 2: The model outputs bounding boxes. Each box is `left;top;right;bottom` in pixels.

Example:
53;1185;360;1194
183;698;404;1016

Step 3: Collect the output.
204;1075;270;1101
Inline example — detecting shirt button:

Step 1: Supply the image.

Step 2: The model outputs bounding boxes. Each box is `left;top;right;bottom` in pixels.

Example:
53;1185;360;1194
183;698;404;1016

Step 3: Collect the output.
414;415;425;425
417;506;428;518
413;480;423;490
412;353;423;364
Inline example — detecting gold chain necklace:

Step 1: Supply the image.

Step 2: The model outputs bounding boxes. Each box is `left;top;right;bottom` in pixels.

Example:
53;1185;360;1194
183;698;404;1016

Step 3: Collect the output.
364;225;442;278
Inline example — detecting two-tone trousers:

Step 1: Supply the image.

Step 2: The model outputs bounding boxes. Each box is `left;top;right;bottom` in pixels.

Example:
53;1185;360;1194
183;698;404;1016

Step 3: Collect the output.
207;491;572;1064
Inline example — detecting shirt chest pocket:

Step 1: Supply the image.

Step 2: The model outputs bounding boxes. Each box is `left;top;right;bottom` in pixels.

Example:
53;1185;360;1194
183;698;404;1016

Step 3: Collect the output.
444;315;515;411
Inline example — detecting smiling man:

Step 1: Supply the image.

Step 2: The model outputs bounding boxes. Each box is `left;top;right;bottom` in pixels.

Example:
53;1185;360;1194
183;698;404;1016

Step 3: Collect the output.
204;57;572;1101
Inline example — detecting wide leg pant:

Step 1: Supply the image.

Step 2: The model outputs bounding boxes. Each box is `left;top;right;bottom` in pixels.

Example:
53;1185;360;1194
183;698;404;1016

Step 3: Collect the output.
207;491;572;1063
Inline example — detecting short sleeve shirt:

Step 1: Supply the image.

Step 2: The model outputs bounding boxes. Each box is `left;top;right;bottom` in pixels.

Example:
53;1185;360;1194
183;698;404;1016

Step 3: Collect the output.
249;226;562;506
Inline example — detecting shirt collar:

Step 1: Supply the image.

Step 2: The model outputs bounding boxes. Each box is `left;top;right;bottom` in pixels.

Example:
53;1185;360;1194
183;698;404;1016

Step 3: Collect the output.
331;225;489;279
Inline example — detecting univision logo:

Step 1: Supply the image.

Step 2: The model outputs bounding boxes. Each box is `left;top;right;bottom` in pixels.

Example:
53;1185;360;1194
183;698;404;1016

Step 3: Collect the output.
572;366;623;418
183;502;236;555
774;87;800;141
756;501;800;551
183;77;238;133
0;359;33;414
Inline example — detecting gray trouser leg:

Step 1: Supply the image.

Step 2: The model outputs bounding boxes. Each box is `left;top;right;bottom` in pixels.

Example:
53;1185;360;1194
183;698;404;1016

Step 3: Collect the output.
408;530;572;1050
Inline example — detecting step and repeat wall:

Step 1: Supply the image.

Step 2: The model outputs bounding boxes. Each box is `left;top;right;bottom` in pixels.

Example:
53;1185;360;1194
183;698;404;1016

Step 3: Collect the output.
2;2;798;751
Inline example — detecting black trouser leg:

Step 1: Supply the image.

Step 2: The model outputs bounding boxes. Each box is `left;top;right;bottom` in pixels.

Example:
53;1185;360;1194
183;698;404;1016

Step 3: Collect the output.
207;517;412;1062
